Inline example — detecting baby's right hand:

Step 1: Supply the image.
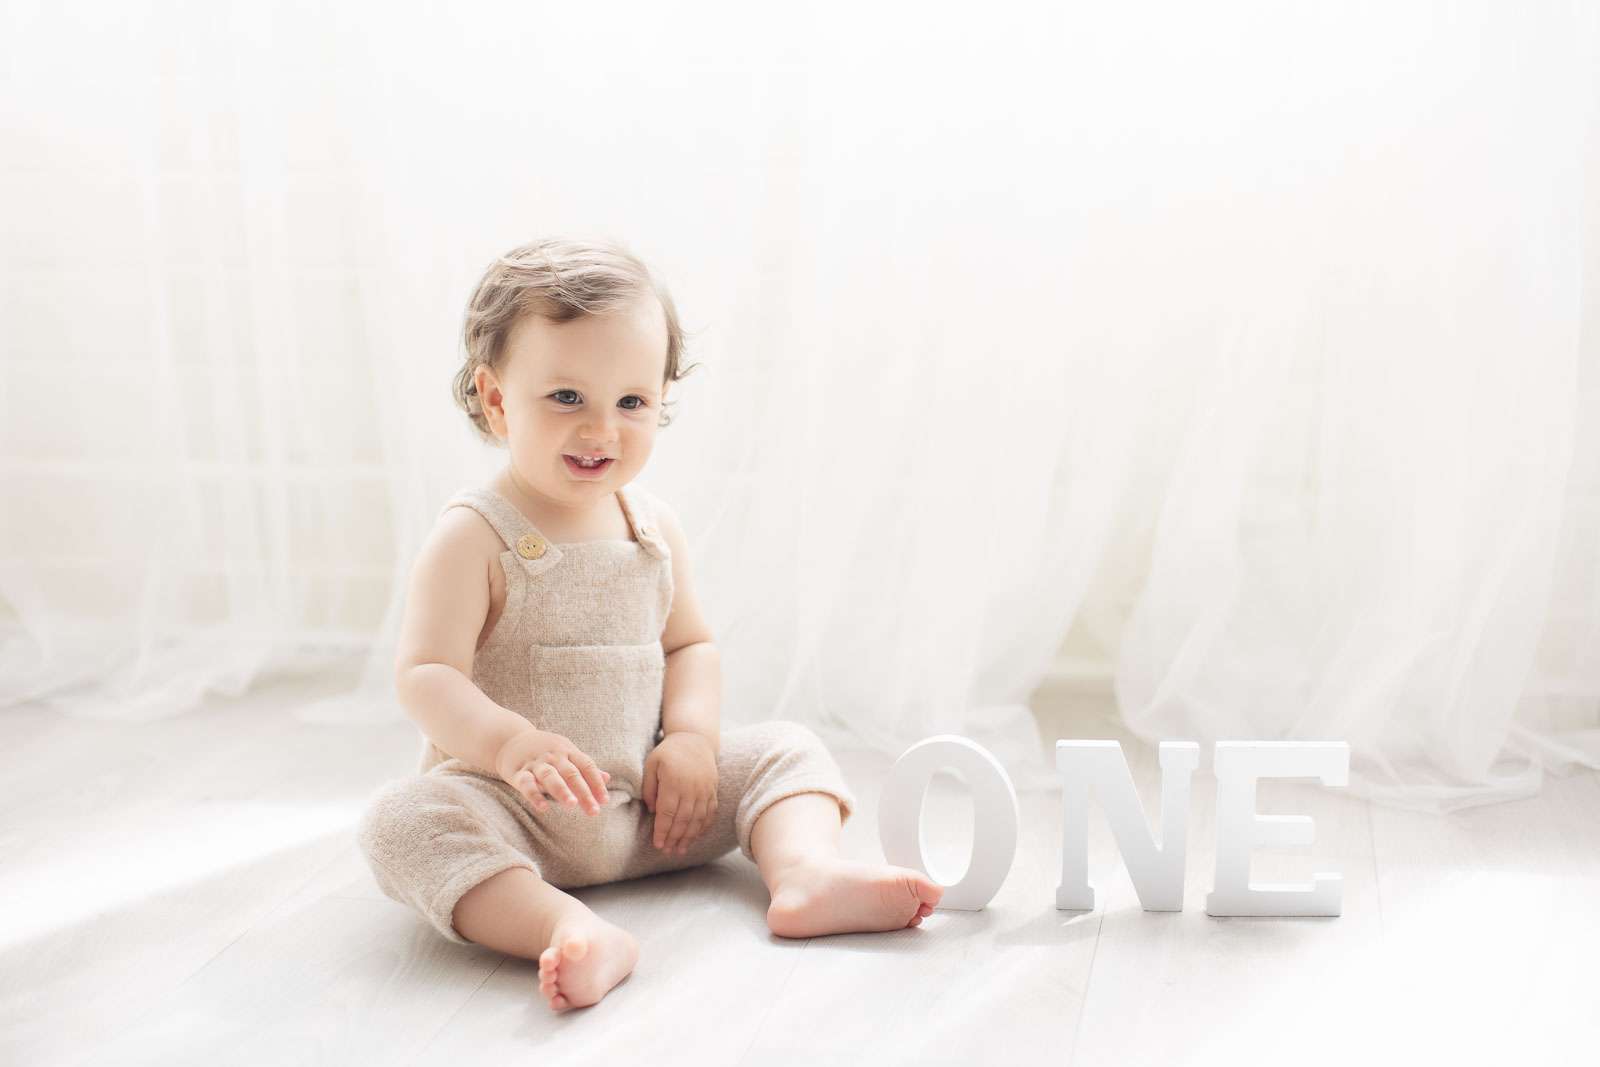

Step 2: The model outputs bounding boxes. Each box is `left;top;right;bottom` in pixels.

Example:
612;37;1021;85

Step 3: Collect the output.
494;728;610;815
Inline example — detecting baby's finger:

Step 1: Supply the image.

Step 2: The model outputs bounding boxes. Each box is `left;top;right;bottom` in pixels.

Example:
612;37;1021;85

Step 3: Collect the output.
653;808;677;852
535;763;576;807
668;795;696;852
569;751;609;809
517;767;551;812
653;786;682;849
681;795;712;852
554;757;599;812
664;803;688;853
671;793;706;853
667;803;694;854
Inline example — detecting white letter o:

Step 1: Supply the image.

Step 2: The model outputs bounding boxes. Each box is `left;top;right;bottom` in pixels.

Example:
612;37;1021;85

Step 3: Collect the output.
877;735;1019;911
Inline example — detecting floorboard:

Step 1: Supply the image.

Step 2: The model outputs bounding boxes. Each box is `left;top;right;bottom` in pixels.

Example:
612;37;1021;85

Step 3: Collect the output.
3;673;1595;1065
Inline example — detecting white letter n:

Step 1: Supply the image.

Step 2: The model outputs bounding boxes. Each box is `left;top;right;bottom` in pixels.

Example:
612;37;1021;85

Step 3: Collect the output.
1056;740;1200;912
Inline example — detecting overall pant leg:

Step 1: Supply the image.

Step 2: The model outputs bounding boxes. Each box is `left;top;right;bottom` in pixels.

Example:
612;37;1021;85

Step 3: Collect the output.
611;719;858;882
356;772;542;946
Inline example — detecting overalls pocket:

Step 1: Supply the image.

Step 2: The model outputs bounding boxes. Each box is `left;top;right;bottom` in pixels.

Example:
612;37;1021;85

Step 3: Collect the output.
527;642;666;799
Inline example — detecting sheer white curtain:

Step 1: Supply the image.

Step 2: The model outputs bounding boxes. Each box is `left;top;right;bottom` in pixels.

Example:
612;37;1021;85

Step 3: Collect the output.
3;0;1596;811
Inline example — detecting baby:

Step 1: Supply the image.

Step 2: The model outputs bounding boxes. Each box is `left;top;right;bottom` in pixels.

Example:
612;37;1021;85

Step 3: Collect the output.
357;238;943;1013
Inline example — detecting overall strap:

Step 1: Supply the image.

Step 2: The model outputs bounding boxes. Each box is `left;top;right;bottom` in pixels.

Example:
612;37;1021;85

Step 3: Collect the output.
440;486;565;578
617;484;671;561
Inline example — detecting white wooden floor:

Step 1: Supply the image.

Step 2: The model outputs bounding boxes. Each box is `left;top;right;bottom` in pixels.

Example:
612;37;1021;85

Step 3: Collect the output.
3;672;1597;1066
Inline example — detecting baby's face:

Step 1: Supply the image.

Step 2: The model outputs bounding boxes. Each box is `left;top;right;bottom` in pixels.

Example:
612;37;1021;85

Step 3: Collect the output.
478;295;669;512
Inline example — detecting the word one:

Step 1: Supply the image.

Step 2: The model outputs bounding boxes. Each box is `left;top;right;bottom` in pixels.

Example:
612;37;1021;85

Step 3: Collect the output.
877;736;1350;917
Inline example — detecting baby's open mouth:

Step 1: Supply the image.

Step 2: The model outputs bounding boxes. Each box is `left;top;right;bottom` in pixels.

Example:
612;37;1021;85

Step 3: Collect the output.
563;454;614;475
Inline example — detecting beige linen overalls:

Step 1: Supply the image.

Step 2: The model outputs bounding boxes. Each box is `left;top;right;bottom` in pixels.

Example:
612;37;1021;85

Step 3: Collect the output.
357;484;856;945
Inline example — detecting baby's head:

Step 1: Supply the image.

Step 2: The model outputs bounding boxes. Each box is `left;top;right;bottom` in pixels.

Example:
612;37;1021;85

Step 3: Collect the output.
455;238;695;506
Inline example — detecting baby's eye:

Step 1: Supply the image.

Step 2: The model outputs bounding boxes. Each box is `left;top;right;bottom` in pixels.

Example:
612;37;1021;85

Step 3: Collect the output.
619;396;647;411
551;390;580;406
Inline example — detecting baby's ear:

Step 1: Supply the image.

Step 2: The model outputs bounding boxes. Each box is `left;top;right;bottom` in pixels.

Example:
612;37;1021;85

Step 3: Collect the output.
475;365;508;437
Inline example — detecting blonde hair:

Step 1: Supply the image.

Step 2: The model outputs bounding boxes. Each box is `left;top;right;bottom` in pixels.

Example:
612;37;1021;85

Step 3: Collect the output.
454;237;696;438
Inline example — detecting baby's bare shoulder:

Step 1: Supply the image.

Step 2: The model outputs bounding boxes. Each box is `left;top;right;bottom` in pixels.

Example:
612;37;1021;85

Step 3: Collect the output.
397;505;507;674
437;502;504;550
413;505;503;583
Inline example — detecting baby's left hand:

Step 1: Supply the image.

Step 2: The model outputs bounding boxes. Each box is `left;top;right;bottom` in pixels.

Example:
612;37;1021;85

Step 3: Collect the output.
641;732;719;855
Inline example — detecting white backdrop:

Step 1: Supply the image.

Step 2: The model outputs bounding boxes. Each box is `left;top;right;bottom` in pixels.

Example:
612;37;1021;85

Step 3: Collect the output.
3;0;1597;812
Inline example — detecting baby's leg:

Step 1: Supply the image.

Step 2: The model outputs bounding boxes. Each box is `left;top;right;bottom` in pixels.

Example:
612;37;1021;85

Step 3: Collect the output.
452;867;638;1012
357;774;635;1012
751;790;941;938
725;722;943;937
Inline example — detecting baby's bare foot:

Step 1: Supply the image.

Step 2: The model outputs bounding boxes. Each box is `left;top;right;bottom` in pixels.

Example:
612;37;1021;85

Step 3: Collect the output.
765;857;942;939
537;913;639;1012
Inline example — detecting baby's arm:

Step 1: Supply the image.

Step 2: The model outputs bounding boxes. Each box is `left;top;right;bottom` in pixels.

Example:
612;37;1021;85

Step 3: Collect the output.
655;501;720;749
640;499;722;853
394;508;607;811
394;509;530;774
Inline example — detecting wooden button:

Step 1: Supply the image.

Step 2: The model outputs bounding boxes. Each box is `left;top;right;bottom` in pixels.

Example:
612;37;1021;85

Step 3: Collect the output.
516;533;546;560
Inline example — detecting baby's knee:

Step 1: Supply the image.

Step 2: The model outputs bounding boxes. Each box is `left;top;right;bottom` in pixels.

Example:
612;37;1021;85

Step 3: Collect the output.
355;777;460;868
752;719;828;761
734;720;850;803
